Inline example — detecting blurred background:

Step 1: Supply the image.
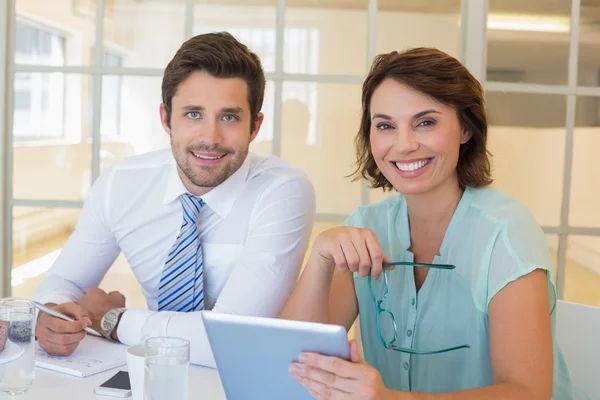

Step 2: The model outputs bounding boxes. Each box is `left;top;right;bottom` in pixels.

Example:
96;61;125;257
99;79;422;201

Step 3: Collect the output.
0;0;599;309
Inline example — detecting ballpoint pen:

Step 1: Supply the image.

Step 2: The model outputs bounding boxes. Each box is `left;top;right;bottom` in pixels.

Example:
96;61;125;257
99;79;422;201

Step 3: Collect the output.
32;301;102;337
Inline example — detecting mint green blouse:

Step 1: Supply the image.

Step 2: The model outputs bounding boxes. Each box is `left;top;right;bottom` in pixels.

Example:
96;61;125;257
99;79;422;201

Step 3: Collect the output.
344;186;588;399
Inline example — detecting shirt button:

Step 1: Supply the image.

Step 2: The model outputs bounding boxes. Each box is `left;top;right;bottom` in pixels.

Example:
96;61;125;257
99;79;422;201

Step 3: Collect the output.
403;362;409;370
411;298;415;306
407;329;412;337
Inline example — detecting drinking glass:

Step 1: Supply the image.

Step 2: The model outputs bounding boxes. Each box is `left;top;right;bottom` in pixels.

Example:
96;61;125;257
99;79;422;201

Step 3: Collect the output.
143;337;190;400
0;299;36;395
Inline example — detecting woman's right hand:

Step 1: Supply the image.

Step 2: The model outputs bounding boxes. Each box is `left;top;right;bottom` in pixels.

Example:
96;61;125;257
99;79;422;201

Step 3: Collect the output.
312;227;391;280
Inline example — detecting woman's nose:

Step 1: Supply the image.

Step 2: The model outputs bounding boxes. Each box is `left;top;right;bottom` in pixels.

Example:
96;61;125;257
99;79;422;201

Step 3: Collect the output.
395;127;419;153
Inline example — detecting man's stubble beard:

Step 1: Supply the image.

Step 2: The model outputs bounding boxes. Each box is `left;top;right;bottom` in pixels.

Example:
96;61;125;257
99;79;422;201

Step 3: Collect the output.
174;144;249;188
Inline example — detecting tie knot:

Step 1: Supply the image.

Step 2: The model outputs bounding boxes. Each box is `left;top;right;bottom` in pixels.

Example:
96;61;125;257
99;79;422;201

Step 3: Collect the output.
180;193;204;223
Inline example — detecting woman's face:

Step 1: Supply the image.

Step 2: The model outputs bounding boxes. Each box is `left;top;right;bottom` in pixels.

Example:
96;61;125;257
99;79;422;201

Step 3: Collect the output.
369;79;471;195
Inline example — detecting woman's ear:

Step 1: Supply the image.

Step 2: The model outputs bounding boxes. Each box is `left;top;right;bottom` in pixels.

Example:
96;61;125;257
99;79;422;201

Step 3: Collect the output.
460;129;473;144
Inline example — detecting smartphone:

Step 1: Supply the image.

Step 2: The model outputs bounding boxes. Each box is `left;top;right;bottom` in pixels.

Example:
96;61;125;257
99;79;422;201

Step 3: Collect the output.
94;370;132;398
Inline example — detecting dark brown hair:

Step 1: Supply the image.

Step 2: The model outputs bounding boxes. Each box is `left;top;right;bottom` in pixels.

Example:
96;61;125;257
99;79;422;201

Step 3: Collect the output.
161;32;266;129
353;47;492;190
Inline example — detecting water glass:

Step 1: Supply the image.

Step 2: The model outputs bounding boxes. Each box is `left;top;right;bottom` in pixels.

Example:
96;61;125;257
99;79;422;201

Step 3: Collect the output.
0;299;35;395
144;337;190;400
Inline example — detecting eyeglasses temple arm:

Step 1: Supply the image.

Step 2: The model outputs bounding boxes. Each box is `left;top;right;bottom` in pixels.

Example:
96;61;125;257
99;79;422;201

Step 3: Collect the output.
382;262;456;270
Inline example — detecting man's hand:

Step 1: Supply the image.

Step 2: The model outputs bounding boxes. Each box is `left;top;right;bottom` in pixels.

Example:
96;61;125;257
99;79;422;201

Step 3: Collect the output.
78;288;126;335
36;302;92;356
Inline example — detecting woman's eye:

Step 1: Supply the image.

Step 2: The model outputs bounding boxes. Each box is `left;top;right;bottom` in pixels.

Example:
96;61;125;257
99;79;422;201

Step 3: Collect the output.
417;119;435;127
376;123;393;130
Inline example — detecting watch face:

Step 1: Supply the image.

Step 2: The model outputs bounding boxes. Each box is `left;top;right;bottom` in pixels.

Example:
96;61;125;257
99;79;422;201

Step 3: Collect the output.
102;311;117;331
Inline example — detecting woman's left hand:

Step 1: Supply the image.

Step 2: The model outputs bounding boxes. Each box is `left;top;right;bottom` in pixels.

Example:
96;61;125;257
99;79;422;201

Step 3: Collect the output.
289;340;392;400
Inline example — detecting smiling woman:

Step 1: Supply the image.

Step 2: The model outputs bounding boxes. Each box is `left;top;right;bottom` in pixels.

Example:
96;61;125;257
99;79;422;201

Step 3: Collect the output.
280;47;586;400
353;48;491;196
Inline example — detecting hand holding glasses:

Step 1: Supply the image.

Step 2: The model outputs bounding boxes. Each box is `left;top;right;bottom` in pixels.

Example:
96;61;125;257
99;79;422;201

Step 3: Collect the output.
368;262;471;355
312;227;470;355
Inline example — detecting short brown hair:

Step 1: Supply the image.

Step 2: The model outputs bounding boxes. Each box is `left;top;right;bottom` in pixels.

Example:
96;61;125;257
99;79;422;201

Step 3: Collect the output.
161;32;266;129
353;47;492;190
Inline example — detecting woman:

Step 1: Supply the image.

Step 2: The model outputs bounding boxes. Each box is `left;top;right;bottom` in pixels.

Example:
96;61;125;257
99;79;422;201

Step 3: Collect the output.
280;48;586;399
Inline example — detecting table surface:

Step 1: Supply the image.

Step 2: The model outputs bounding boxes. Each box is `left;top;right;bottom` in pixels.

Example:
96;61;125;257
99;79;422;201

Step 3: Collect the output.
14;364;226;399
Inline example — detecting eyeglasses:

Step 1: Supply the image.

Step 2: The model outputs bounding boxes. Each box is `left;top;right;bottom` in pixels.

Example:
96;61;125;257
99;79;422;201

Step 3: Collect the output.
368;262;470;355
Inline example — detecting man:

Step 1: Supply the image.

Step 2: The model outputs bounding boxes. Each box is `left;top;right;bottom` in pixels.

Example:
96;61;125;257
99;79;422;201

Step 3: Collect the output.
33;32;316;367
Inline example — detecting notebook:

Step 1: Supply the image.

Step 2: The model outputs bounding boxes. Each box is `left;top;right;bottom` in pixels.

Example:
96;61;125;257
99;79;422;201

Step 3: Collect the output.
35;335;127;377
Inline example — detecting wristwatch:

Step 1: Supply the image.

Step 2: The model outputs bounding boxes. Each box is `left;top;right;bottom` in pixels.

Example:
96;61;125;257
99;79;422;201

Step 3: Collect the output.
100;308;127;340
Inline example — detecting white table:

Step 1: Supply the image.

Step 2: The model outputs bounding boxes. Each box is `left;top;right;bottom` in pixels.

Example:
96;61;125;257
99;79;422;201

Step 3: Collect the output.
15;364;227;399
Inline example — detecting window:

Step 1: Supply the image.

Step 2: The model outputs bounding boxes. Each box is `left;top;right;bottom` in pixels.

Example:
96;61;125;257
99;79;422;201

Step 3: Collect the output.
100;51;124;138
13;21;66;141
282;28;319;145
193;26;319;145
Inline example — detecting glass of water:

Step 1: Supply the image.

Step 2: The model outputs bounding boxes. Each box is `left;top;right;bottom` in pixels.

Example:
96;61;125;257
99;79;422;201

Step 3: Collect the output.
143;337;190;400
0;299;35;395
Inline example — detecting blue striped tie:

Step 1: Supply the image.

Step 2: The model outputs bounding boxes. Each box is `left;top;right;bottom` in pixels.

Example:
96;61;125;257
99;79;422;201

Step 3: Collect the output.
158;193;205;312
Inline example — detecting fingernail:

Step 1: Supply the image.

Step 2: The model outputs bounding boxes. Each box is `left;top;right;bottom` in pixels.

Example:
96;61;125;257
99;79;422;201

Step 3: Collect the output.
288;363;299;374
298;353;308;363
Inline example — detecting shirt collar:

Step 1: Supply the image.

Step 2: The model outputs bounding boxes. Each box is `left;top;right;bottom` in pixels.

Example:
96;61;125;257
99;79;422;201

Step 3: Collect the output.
163;153;252;219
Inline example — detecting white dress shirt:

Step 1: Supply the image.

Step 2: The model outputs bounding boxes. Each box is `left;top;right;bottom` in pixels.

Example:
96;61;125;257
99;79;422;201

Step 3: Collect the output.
33;149;316;367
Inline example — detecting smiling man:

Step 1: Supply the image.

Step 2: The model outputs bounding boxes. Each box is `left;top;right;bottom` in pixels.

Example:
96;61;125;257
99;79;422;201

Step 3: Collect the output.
33;32;316;367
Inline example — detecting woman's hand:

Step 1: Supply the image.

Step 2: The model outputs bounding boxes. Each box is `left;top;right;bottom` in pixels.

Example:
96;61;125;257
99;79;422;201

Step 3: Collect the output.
312;227;391;280
289;340;393;400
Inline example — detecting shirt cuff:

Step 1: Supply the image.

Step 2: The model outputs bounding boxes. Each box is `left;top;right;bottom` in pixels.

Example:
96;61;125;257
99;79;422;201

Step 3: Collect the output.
117;308;157;346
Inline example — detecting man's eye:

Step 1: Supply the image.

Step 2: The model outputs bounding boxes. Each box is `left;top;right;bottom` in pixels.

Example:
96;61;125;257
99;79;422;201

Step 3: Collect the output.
222;115;238;122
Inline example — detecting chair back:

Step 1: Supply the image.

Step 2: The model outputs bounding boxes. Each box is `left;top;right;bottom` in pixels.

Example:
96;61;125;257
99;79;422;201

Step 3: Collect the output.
555;300;600;399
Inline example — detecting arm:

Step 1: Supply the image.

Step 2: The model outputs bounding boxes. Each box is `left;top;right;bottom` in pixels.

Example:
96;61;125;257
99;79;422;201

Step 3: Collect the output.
281;224;391;331
293;269;553;400
115;177;316;367
281;225;391;331
33;169;120;305
279;252;358;331
34;169;121;355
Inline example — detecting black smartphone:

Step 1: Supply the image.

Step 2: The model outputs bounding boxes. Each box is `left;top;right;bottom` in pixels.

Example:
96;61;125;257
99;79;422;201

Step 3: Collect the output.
94;370;132;397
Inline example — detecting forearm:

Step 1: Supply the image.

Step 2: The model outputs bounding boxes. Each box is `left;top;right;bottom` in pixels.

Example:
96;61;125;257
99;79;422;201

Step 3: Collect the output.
279;251;335;324
390;383;545;400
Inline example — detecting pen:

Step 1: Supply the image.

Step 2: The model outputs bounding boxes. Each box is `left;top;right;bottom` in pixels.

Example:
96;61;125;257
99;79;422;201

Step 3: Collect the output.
32;301;102;337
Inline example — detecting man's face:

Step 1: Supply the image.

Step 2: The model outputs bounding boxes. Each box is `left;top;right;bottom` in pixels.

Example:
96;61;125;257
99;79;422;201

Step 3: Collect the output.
160;71;263;196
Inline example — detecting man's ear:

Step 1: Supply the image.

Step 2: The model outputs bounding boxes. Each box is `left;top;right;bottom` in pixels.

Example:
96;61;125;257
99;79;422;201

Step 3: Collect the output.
249;112;265;143
160;103;171;135
460;128;472;144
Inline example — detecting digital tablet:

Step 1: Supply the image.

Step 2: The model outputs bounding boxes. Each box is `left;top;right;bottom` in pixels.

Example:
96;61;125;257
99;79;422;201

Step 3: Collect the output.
202;312;351;400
